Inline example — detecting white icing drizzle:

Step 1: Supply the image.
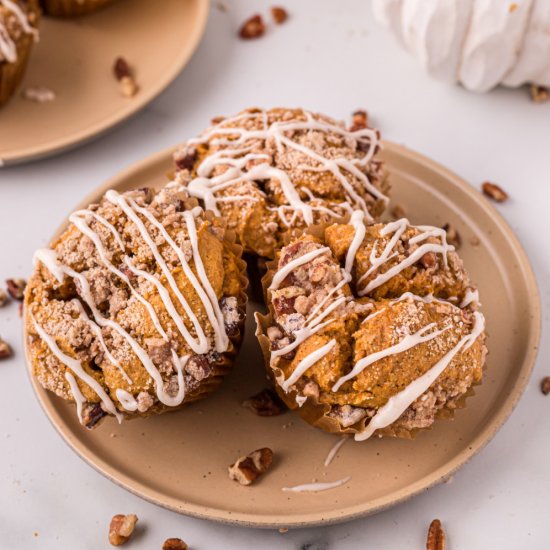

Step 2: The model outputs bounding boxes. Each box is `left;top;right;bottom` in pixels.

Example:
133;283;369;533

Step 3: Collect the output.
357;219;454;296
355;311;485;441
104;191;210;354
65;372;85;424
183;109;387;228
389;291;451;307
282;476;352;493
460;288;480;308
32;314;123;423
269;247;331;290
0;0;38;63
281;339;336;392
115;389;138;412
345;210;366;274
332;322;451;392
32;188;230;423
324;435;349;467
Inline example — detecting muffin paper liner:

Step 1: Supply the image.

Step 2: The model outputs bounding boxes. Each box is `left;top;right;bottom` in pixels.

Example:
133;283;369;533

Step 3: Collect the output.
255;218;484;440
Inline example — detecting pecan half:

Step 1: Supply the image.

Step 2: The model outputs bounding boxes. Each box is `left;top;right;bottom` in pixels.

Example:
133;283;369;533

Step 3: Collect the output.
0;288;8;307
426;519;446;550
541;377;550;395
242;388;287;416
530;84;549;103
481;182;508;203
83;403;107;429
162;538;188;550
271;6;288;24
228;448;273;485
0;338;12;360
6;278;26;300
174;147;198;171
108;514;138;546
239;14;266;39
442;223;461;249
349;109;368;132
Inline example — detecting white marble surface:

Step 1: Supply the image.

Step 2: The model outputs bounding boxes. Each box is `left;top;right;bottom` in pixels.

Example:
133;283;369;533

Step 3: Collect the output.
1;1;549;548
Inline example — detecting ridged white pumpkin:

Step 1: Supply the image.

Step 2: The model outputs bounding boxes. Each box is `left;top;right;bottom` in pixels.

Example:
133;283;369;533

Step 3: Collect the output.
373;0;550;92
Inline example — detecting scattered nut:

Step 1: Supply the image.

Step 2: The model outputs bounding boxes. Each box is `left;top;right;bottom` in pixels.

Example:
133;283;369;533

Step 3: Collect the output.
113;57;138;98
349;109;368;131
242;388;287;416
239;14;266;39
390;203;407;220
529;83;549;103
278;527;289;533
162;538;188;550
426;519;446;550
0;338;12;360
541;377;550;395
481;181;508;202
228;447;273;485
108;514;138;546
442;223;461;249
271;6;288;24
174;147;198;171
0;288;8;307
6;278;26;300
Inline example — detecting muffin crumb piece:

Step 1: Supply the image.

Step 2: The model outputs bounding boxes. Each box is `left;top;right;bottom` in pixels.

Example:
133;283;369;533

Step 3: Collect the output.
108;514;138;546
228;448;273;485
391;203;407;219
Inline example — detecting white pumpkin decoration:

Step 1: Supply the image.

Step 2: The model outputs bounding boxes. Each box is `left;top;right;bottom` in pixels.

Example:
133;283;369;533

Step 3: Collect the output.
373;0;550;92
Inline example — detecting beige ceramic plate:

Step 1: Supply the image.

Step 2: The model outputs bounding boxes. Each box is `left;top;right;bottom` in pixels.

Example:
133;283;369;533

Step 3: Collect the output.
0;0;208;165
25;143;540;528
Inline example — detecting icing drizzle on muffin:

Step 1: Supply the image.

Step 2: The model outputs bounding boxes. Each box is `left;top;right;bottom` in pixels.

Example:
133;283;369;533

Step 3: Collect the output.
0;0;38;63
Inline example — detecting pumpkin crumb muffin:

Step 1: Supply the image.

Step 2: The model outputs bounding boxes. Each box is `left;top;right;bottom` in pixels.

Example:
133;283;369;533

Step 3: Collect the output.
25;185;247;428
40;0;115;17
256;214;486;440
0;0;40;107
172;107;390;260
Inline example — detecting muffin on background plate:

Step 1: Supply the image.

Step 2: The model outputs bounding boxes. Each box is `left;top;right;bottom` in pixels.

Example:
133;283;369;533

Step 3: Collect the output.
25;185;247;429
0;0;40;107
256;214;486;440
40;0;115;17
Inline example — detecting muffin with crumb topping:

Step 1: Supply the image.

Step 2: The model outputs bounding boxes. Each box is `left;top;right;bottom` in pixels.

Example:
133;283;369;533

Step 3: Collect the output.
40;0;115;17
0;0;40;107
172;107;390;261
256;216;486;440
25;185;247;429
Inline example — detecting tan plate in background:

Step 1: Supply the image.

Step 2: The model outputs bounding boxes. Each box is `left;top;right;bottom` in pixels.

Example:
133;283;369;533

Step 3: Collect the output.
0;0;208;166
25;143;540;528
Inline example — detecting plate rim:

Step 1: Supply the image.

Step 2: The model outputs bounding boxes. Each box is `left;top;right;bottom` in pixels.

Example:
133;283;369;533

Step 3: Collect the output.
1;0;209;166
24;141;542;528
